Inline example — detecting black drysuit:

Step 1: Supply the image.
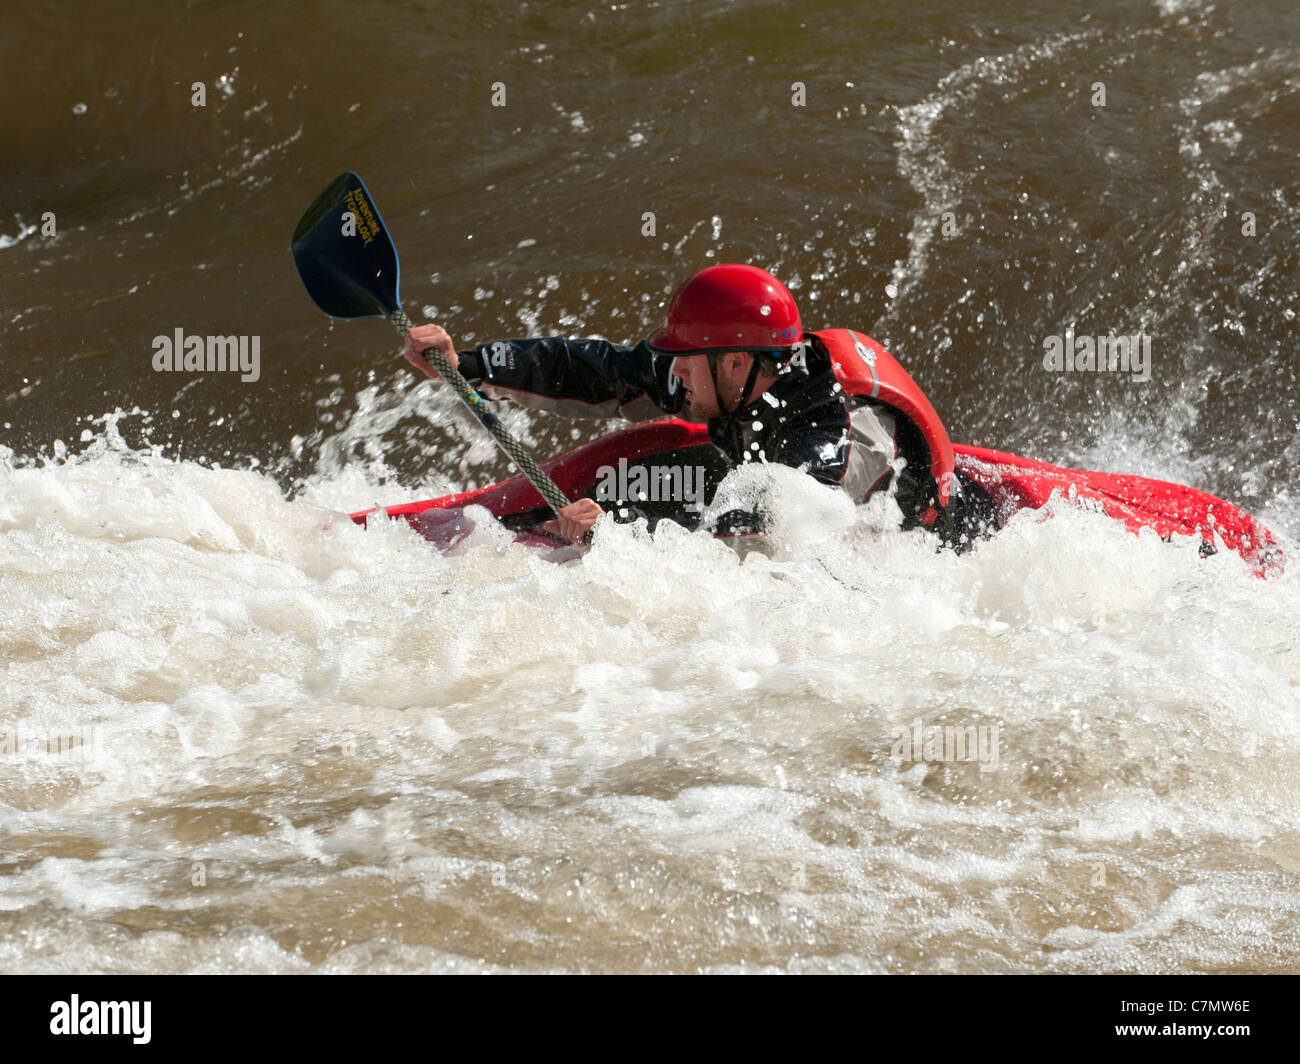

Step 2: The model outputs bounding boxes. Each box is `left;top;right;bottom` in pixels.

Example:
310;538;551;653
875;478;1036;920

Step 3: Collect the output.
456;332;979;541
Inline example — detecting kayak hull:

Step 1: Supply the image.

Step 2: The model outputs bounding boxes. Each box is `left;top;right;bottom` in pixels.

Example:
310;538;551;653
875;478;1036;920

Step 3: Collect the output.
350;419;1283;575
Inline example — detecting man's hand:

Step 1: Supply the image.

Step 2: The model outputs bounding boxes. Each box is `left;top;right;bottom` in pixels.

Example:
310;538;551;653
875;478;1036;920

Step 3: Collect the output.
403;324;459;380
543;497;605;544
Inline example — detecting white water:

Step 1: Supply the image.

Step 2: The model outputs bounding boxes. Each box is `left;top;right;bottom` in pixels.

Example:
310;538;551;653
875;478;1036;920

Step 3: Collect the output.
2;419;1299;973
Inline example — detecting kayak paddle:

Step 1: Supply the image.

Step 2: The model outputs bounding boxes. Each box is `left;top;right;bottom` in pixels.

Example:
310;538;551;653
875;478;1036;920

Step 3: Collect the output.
290;172;573;515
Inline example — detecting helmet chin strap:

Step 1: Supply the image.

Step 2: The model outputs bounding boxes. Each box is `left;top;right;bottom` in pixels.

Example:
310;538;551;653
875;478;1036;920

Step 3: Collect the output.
707;353;764;417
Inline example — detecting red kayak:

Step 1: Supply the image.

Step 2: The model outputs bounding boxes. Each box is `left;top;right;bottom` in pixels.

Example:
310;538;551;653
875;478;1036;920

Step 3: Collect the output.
350;416;1284;577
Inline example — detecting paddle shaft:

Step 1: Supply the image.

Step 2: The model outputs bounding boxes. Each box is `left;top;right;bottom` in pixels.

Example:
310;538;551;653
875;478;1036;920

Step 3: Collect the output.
387;309;573;514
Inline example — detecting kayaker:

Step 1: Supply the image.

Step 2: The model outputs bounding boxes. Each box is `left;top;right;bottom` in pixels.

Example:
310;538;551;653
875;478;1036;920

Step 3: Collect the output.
402;264;991;545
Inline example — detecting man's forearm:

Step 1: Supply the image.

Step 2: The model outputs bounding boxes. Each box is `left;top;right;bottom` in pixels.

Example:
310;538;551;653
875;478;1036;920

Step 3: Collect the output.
457;336;680;420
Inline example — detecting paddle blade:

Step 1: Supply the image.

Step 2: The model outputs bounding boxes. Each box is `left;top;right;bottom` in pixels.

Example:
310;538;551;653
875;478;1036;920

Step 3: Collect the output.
291;172;401;319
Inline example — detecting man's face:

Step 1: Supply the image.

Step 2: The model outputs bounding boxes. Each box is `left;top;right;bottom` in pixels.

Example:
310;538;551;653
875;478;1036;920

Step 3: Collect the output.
671;352;747;419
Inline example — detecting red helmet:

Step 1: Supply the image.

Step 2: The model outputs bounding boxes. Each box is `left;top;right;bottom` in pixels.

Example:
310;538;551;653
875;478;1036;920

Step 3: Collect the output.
648;264;803;356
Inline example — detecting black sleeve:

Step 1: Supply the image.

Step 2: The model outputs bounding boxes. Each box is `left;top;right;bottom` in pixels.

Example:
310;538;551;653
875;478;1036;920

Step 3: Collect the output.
606;503;763;537
606;502;703;534
458;336;686;421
